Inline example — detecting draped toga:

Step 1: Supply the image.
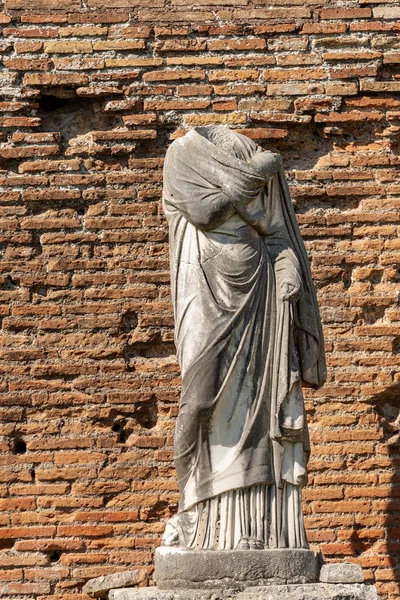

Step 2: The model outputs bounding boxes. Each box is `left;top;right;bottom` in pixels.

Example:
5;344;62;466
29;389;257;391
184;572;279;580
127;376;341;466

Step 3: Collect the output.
162;125;326;550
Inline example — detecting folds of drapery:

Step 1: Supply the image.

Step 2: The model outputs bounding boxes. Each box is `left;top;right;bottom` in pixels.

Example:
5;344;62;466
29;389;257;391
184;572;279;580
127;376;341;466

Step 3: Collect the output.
162;126;326;517
168;482;308;550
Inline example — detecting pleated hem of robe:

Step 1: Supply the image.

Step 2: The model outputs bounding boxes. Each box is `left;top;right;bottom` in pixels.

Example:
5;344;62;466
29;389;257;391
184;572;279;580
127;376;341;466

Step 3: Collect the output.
168;482;308;550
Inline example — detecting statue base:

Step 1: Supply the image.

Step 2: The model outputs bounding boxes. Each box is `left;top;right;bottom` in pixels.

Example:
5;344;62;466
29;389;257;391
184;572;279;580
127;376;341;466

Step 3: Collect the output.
106;558;377;600
109;583;378;600
154;547;319;590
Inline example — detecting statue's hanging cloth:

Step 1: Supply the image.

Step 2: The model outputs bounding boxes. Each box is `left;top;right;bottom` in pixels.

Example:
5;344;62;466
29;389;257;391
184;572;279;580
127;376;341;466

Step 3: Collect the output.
162;126;326;549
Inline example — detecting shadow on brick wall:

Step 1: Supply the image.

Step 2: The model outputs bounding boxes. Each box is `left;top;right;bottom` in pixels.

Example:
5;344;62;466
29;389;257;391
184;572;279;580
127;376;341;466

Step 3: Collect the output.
362;383;400;598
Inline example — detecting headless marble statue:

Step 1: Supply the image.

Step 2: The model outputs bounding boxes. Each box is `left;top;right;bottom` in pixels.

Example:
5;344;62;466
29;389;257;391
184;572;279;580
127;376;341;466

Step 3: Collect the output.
161;125;326;551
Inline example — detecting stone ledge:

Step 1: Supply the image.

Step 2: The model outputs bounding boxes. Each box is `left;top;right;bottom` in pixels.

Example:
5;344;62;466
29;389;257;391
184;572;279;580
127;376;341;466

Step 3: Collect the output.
109;583;378;600
237;583;378;600
154;547;319;590
109;590;243;600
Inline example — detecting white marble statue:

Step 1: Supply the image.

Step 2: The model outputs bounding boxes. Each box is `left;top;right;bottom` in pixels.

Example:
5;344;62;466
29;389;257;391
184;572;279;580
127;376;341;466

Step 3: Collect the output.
161;125;326;551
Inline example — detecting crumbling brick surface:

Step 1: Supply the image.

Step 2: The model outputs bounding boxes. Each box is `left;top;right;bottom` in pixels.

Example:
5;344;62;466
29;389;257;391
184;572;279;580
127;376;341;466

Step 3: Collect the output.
0;1;399;599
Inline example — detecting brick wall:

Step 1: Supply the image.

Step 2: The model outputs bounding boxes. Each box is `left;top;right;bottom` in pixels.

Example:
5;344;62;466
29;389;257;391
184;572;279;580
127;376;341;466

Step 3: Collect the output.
0;0;399;598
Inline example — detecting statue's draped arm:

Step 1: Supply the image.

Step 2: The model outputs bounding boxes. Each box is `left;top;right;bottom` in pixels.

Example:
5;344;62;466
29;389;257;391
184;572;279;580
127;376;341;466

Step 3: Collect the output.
163;134;281;232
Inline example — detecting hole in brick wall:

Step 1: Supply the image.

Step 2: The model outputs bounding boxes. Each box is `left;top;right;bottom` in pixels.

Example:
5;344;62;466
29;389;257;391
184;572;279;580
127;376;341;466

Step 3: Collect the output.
123;340;176;360
112;421;126;443
0;539;15;551
362;305;386;325
38;94;70;113
61;374;78;382
142;500;175;522
264;121;379;175
343;270;352;290
122;343;138;363
134;399;158;430
136;138;165;159
31;231;43;257
30;469;35;482
31;285;48;298
1;275;18;290
270;126;334;172
370;383;400;445
36;90;122;152
347;531;373;556
314;267;345;291
7;275;18;287
49;551;61;563
120;311;138;333
12;439;26;455
369;269;384;285
29;201;88;218
393;337;400;354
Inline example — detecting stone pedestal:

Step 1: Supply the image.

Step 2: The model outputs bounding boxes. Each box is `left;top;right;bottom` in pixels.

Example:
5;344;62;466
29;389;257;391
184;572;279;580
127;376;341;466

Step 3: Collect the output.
106;558;378;600
109;583;378;600
154;547;319;590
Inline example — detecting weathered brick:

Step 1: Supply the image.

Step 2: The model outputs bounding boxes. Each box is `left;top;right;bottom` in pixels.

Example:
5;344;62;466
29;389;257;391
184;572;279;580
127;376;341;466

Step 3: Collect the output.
373;7;400;19
329;66;378;79
0;526;56;539
14;41;44;53
143;69;204;82
313;35;369;49
209;69;259;82
208;38;266;51
167;56;222;66
53;57;105;70
44;41;93;54
224;56;275;67
233;8;311;19
251;24;296;35
315;111;383;123
177;84;213;97
144;100;210;110
323;51;381;61
360;81;400;93
155;39;206;52
8;583;51;595
108;25;150;38
277;54;322;67
264;68;326;82
6;0;79;7
88;0;163;5
325;83;358;96
0;117;41;127
319;8;371;19
93;40;146;51
251;112;311;124
68;12;129;23
301;23;347;34
213;84;265;96
59;25;108;37
3;58;52;71
184;113;247;126
23;73;88;86
267;83;324;96
139;10;214;21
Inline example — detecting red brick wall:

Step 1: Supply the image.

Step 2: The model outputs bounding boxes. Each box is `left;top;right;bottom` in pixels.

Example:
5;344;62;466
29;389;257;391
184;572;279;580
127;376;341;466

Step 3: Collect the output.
0;0;399;598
